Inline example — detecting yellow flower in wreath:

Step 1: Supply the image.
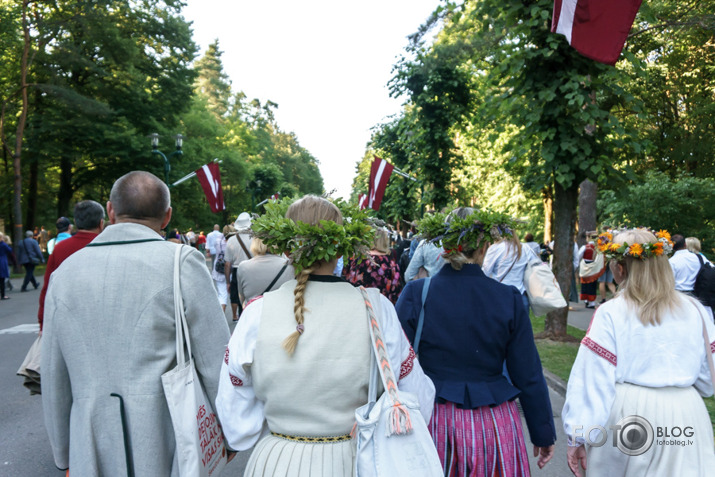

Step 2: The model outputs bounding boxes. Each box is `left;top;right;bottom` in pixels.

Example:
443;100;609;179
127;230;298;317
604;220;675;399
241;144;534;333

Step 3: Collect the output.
628;243;644;257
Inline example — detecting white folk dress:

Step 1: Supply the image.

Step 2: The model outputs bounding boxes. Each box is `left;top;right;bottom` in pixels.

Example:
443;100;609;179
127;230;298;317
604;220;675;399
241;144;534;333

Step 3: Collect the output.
562;295;715;476
215;277;435;477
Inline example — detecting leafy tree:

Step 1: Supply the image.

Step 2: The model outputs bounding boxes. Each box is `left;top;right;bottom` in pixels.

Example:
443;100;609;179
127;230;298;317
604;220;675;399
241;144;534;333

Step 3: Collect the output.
599;171;715;257
375;0;647;338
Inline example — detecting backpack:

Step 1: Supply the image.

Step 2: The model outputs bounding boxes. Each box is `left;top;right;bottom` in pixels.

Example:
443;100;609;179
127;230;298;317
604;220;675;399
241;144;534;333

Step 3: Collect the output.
694;254;715;308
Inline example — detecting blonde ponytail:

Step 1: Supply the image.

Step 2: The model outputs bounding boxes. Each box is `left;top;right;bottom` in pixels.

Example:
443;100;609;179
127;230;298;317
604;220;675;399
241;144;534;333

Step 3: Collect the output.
282;266;314;354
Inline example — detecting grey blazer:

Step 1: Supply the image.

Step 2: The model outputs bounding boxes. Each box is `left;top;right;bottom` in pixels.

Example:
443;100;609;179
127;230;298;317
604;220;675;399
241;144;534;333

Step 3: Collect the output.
41;222;230;476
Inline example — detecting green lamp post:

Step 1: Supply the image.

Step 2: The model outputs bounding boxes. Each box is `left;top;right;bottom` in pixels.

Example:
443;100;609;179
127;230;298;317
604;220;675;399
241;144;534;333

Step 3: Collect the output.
148;133;184;185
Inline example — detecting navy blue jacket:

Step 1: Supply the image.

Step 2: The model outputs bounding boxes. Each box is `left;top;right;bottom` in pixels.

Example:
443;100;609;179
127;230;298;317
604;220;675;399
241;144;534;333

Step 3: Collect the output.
395;263;556;447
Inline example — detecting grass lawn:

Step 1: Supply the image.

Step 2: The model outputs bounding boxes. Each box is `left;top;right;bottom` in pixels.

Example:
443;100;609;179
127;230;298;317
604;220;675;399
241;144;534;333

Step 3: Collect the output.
531;314;715;434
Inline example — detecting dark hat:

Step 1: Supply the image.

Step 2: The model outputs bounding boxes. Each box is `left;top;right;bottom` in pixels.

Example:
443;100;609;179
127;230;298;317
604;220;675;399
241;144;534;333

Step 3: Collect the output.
56;216;71;232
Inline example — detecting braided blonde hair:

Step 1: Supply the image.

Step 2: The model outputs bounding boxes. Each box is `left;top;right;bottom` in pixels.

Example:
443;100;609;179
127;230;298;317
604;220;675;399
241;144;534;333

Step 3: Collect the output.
281;195;342;354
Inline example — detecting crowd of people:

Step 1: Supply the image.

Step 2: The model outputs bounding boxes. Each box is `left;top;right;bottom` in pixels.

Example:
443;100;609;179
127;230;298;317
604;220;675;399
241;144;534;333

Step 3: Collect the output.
3;169;713;476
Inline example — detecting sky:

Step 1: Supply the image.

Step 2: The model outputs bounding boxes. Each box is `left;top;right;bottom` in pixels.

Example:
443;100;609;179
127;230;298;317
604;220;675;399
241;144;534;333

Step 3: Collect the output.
182;0;441;200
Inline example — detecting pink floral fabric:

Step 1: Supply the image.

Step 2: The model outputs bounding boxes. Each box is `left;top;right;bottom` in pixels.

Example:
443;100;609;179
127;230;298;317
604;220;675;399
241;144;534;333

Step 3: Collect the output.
343;253;403;304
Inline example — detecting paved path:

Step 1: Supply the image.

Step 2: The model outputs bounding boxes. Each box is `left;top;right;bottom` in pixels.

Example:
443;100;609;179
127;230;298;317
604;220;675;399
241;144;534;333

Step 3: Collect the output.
1;271;586;476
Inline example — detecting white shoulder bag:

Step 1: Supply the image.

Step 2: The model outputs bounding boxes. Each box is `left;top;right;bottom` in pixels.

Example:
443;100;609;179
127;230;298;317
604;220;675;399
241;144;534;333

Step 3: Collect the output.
354;287;442;477
161;246;228;477
524;251;567;316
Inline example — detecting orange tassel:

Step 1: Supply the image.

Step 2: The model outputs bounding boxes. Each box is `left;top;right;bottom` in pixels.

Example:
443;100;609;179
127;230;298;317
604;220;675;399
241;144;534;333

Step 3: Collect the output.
387;403;414;436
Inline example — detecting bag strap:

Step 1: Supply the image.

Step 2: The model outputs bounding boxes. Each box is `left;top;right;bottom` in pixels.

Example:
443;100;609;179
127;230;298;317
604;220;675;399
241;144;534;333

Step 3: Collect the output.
499;252;519;283
687;297;715;393
261;261;289;295
413;277;431;354
694;301;715;393
173;245;192;365
236;235;252;260
358;286;413;436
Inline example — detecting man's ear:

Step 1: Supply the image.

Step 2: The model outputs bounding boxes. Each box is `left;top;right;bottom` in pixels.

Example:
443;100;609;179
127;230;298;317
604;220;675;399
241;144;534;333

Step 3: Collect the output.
160;207;173;230
107;202;117;224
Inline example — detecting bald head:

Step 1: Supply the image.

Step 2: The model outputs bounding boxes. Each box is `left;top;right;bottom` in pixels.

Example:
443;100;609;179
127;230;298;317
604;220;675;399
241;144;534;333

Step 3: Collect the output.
109;171;170;225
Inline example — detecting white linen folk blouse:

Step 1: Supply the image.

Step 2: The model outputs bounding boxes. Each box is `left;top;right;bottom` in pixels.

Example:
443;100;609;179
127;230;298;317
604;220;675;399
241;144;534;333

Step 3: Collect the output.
215;278;435;452
562;295;715;446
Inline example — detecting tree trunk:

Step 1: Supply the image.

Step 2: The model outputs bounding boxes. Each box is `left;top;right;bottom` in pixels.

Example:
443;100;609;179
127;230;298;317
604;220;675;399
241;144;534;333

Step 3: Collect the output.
540;182;579;341
57;156;73;217
26;155;38;229
577;179;597;247
542;186;553;244
12;0;31;257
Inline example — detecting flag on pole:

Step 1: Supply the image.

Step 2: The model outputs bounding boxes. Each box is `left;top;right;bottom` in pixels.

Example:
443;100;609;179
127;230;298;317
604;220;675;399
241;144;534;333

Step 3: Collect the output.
367;156;394;211
552;0;642;65
357;193;367;210
195;162;225;212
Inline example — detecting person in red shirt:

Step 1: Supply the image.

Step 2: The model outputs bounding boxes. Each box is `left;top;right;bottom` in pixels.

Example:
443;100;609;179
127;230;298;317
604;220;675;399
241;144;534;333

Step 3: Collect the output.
38;200;105;331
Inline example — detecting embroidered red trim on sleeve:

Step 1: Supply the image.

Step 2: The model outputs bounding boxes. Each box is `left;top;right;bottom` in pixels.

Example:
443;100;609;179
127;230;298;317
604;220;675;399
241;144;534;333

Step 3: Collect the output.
230;374;243;386
224;347;229;365
399;347;416;380
582;336;617;366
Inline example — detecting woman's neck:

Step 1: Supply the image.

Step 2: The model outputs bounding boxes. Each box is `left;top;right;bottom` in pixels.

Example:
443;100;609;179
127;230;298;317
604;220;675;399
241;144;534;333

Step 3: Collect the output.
311;258;339;276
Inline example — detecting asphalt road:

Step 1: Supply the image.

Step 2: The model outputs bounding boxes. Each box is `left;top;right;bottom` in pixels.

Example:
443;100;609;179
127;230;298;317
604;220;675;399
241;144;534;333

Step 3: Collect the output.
1;270;586;476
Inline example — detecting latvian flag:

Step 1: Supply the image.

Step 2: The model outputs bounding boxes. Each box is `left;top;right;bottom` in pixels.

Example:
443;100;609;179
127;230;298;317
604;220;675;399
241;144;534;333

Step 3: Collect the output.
367;156;394;211
195;162;225;212
357;193;367;210
552;0;642;65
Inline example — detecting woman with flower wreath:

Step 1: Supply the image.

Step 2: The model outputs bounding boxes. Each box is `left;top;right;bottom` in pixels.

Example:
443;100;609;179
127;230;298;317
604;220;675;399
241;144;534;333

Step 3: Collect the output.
563;228;715;477
215;195;435;476
395;207;556;476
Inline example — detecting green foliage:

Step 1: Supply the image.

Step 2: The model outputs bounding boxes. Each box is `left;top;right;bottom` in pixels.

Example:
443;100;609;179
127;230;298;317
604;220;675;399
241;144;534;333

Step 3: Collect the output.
0;7;324;233
251;197;375;273
598;171;715;257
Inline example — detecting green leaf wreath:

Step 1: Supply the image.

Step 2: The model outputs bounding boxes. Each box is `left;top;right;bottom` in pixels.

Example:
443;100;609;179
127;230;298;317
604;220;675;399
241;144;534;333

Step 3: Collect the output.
251;197;375;273
418;209;519;257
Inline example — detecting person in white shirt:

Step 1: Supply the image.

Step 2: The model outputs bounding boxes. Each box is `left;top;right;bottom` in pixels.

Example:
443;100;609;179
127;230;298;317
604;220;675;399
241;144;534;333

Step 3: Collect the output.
483;233;540;311
206;224;223;260
670;234;703;292
563;228;715;477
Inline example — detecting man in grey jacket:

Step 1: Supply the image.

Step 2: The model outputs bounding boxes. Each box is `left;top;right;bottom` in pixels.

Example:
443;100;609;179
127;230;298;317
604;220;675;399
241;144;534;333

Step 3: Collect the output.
42;171;231;476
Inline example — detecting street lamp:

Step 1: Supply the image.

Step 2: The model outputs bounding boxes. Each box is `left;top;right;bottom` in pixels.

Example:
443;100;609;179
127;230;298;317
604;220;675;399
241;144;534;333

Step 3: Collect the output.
148;133;184;185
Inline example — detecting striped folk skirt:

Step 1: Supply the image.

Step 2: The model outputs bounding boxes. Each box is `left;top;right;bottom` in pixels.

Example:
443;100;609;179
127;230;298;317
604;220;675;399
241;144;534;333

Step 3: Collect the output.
429;400;530;477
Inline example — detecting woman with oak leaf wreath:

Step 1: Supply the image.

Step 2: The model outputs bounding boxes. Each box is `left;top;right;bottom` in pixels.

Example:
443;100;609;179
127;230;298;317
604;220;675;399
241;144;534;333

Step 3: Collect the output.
215;195;435;476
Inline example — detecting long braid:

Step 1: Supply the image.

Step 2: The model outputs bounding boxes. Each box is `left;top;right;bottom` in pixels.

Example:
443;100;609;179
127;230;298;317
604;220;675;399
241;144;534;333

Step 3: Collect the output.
282;266;314;354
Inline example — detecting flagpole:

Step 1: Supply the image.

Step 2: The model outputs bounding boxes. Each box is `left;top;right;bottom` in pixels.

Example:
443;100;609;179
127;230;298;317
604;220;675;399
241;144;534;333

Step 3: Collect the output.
392;167;418;182
171;158;221;187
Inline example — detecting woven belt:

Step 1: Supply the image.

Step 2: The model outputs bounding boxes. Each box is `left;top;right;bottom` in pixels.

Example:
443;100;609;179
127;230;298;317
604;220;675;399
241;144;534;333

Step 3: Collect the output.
270;432;352;443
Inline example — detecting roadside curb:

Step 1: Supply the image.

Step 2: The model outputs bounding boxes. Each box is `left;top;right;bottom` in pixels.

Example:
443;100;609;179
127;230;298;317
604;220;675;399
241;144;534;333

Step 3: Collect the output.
543;369;567;397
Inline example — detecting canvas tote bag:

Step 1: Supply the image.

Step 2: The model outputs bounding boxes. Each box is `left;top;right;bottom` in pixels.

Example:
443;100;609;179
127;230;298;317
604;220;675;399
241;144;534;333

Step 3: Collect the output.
161;246;228;477
354;287;442;477
17;334;42;395
524;254;567;316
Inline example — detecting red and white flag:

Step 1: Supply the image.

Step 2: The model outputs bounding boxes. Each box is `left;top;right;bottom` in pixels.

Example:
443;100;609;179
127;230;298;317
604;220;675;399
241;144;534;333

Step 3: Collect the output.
367;156;394;211
195;162;225;213
357;193;367;210
552;0;642;65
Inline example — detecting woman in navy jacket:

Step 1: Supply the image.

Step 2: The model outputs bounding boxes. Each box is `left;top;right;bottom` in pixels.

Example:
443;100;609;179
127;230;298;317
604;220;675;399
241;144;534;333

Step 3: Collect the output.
396;207;556;476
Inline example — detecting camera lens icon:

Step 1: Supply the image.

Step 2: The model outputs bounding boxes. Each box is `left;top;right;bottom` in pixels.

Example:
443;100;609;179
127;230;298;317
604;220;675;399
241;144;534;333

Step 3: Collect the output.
615;415;654;456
